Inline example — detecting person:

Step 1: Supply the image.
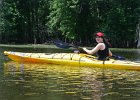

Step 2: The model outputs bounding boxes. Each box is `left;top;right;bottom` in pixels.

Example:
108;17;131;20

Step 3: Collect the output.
82;32;112;60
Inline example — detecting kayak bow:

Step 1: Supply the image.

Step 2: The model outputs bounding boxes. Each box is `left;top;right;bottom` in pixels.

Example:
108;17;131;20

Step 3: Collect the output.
4;51;140;71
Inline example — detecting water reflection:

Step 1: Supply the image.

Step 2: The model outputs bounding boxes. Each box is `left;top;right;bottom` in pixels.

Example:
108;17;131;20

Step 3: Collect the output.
2;61;140;100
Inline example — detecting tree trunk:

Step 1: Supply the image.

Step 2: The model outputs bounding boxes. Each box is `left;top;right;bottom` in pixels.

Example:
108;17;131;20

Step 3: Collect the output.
137;19;140;48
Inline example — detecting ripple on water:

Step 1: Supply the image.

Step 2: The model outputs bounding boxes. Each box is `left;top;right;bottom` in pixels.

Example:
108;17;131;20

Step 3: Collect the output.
2;61;140;100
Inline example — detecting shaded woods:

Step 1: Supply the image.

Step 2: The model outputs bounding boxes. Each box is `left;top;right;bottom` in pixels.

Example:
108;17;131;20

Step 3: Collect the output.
0;0;140;48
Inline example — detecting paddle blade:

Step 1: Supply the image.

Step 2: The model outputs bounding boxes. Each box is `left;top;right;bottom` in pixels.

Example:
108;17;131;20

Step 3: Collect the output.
54;40;72;49
112;55;125;60
74;47;87;54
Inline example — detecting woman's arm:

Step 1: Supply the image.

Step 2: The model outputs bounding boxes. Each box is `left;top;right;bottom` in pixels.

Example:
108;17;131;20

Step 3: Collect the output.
83;43;103;55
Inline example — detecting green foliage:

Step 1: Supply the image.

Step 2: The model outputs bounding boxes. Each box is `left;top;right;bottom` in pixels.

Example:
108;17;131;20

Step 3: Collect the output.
0;0;140;48
0;0;50;43
48;0;78;40
0;0;19;42
100;0;140;47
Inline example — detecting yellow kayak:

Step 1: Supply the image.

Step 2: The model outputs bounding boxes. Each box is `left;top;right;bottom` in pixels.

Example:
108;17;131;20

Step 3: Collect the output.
4;51;140;71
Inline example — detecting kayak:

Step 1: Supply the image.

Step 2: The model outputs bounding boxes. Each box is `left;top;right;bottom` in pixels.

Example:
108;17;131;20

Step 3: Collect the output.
4;51;140;71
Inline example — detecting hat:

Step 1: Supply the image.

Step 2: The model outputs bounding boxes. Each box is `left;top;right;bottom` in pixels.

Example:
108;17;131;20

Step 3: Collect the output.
96;32;104;37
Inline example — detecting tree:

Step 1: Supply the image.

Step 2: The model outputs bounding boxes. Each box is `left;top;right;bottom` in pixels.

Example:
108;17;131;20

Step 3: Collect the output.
100;0;140;48
0;0;50;44
0;0;140;48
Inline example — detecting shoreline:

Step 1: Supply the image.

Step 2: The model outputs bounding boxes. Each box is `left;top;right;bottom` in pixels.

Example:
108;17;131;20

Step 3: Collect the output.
0;44;58;49
0;44;139;51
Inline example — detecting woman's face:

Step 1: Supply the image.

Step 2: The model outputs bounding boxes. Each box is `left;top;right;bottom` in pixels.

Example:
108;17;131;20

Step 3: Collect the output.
95;36;103;43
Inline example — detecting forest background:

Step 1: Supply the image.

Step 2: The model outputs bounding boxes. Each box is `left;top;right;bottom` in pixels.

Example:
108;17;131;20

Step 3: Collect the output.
0;0;140;48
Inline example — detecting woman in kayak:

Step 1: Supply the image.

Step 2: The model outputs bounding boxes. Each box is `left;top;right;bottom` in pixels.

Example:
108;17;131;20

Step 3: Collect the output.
83;32;112;60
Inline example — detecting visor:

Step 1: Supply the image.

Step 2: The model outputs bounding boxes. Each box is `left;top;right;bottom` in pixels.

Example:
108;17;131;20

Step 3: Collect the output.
96;32;104;37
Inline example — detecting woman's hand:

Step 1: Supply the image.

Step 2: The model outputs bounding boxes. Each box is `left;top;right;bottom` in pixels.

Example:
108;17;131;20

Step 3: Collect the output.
77;47;87;54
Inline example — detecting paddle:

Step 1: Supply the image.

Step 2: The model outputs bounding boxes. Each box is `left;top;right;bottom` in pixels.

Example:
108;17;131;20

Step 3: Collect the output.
54;40;125;60
111;55;125;60
53;40;73;49
53;40;87;54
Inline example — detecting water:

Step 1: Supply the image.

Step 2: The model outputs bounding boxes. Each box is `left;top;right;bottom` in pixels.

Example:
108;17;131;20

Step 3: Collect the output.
0;47;140;100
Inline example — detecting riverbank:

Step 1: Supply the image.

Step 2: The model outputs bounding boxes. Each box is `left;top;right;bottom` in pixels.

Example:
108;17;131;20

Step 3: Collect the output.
0;44;57;49
0;44;139;51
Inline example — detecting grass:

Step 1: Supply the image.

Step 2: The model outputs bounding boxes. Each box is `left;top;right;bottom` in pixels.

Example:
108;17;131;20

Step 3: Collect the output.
0;44;139;51
0;44;58;49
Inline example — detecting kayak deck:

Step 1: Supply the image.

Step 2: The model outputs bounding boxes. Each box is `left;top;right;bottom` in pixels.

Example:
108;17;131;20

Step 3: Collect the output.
4;51;140;71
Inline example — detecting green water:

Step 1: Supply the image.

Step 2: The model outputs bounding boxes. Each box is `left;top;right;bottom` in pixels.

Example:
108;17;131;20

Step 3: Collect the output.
0;47;140;100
